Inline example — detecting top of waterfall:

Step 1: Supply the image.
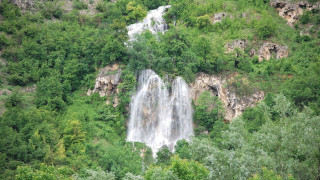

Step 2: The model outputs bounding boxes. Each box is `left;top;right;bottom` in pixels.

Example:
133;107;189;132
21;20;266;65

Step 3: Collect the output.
127;5;171;42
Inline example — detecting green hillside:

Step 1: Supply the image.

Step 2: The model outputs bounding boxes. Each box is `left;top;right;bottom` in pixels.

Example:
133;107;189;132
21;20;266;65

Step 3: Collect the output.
0;0;319;179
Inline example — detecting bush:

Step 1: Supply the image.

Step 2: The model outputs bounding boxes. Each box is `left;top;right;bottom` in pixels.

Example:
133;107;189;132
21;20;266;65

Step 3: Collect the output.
96;2;106;12
0;34;11;50
300;13;310;24
73;0;88;10
156;146;172;165
255;13;276;39
196;14;211;30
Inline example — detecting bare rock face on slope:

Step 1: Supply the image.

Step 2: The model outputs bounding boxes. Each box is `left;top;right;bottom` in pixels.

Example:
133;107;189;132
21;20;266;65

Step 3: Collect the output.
7;0;35;11
87;64;122;107
258;42;289;62
212;12;227;24
271;1;320;27
189;73;264;122
225;40;248;54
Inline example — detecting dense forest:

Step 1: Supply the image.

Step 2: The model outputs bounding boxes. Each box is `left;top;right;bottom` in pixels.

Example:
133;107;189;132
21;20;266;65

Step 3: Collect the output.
0;0;320;179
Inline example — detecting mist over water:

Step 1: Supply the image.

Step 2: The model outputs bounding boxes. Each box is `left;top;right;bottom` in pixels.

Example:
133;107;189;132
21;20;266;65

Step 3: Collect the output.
127;70;193;155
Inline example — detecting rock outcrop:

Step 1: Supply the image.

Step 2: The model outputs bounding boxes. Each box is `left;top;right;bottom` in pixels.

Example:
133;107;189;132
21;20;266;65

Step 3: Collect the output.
189;73;264;121
212;12;227;24
87;64;122;107
258;42;289;62
271;1;320;27
225;39;248;55
8;0;35;12
224;40;289;61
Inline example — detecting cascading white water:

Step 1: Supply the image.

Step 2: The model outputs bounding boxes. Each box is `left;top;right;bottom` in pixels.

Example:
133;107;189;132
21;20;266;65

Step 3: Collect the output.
127;70;193;155
127;5;171;41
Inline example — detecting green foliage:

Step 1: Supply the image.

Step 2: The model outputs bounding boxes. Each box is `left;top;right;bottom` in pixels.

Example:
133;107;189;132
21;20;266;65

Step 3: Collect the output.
125;1;147;24
35;76;68;111
255;12;277;39
76;169;116;180
300;13;310;24
63;120;86;153
196;14;211;30
73;0;88;10
146;155;209;180
168;155;209;180
41;1;63;19
194;91;224;131
174;139;191;159
0;34;11;50
156;146;172;165
142;0;167;10
117;69;136;113
1;0;320;179
16;164;73;180
0;0;21;20
99;145;143;179
145;166;178;180
248;167;295;180
5;90;22;108
242;106;267;132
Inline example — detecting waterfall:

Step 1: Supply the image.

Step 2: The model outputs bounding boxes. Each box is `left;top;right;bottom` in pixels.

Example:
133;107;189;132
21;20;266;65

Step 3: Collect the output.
127;70;193;155
127;5;171;41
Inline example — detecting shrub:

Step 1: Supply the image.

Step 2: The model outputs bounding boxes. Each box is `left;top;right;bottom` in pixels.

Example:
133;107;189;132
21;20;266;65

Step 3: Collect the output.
255;13;276;39
73;0;88;10
300;13;310;24
0;34;11;50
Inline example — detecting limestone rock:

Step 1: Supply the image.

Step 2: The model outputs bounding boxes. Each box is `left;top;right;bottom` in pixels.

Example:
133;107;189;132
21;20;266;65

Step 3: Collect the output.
0;89;12;96
225;39;248;55
258;42;289;62
8;0;35;12
212;12;227;24
87;64;122;107
189;73;264;122
271;1;320;27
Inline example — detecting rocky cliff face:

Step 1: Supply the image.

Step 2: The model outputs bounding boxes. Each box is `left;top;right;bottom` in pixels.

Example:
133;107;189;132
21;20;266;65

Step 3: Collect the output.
225;40;289;61
258;42;289;62
212;12;227;24
88;64;264;121
87;64;122;107
189;73;264;121
7;0;35;11
225;39;247;55
271;1;320;27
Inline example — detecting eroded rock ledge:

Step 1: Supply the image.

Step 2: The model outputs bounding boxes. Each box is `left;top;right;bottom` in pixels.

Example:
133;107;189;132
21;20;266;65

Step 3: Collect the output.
271;1;320;27
87;64;122;107
258;42;289;62
189;73;264;121
225;40;289;61
88;65;264;121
